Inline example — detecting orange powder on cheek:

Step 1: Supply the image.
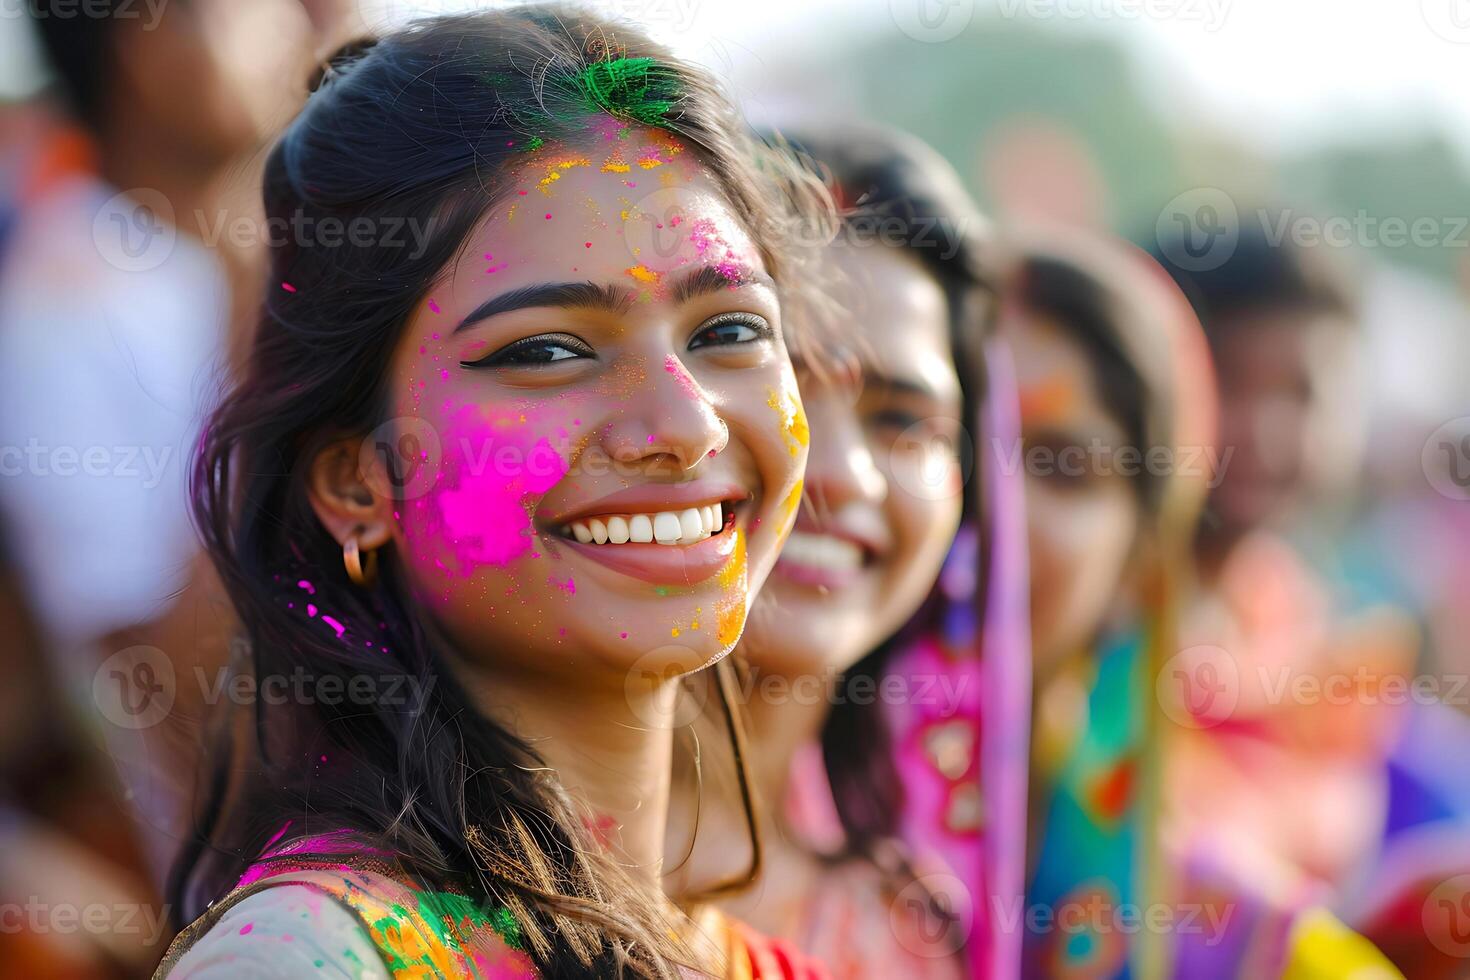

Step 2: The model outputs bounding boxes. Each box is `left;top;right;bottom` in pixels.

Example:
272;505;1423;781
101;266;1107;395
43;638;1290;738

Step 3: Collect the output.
714;529;748;647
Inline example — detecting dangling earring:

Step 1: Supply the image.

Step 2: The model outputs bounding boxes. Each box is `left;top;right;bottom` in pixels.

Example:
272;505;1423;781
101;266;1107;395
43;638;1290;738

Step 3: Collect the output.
343;534;378;587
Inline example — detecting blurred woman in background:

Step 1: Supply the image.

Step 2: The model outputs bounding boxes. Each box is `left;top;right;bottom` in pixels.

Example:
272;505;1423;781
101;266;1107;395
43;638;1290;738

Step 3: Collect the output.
1005;232;1400;977
664;124;1030;978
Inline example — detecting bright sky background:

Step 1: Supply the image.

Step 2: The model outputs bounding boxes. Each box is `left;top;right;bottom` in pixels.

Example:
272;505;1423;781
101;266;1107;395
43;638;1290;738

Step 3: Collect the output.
364;0;1470;158
5;0;1470;158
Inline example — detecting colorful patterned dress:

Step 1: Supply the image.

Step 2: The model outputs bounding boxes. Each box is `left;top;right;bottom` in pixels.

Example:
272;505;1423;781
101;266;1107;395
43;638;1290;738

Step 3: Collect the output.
158;842;829;979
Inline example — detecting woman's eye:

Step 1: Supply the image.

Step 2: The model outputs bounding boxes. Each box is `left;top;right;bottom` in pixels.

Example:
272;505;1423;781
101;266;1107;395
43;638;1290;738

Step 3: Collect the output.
462;333;594;368
868;407;924;432
687;313;772;350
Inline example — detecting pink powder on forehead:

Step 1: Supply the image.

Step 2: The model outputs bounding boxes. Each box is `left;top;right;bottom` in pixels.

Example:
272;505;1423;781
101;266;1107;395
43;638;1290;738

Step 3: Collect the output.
416;405;568;573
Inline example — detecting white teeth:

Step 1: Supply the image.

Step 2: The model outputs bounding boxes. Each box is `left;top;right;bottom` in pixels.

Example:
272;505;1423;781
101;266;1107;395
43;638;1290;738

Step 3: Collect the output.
653;512;682;545
564;505;731;546
780;531;864;571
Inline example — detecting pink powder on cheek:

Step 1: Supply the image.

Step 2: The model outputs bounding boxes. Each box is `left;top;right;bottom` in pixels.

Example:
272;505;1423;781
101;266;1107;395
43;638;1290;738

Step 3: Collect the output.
412;405;569;573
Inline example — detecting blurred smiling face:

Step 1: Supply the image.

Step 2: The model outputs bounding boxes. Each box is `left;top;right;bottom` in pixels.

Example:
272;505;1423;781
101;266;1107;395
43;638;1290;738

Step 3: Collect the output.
374;125;806;682
742;245;964;677
1007;311;1139;678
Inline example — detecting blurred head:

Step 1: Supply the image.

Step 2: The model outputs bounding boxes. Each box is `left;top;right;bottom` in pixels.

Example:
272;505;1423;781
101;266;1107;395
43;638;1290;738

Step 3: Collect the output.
31;0;314;160
740;127;990;680
1154;219;1362;541
181;10;825;975
1002;238;1178;678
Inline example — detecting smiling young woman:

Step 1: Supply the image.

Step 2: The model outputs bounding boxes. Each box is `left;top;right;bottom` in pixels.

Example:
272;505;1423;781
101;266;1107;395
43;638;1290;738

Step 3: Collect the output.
662;126;1001;978
156;8;832;978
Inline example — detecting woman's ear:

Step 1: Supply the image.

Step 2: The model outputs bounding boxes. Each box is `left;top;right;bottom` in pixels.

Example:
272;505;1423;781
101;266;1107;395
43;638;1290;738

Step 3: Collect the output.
307;438;395;551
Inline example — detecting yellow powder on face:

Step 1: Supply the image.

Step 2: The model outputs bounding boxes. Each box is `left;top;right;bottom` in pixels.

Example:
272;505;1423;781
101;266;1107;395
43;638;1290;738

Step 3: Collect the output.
716;603;745;648
767;387;810;457
537;157;591;194
776;479;803;538
648;129;686;157
625;264;660;286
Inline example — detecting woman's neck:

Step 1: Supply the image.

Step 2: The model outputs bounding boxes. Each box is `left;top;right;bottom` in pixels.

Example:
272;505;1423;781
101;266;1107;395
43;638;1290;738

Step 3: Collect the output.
742;665;833;820
461;662;680;887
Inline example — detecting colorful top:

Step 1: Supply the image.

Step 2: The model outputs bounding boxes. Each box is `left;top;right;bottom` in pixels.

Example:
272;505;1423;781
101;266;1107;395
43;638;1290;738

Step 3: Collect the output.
158;848;829;979
877;339;1032;980
156;863;536;979
1021;622;1406;979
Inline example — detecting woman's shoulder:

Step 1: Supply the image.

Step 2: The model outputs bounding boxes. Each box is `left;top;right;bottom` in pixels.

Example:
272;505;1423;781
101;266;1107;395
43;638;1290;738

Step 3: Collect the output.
158;884;386;978
158;864;539;979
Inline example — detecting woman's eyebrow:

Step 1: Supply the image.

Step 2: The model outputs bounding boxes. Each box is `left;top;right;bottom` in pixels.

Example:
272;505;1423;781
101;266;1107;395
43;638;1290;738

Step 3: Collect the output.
670;265;777;304
454;281;636;333
863;370;942;400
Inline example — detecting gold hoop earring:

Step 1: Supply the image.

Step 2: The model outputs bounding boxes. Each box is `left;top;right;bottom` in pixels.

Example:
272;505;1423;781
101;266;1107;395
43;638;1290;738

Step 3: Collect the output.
343;536;378;587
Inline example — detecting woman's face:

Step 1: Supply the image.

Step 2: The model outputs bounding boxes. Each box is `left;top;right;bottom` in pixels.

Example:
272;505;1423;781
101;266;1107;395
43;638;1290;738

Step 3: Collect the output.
372;126;806;683
741;245;964;677
1006;311;1139;679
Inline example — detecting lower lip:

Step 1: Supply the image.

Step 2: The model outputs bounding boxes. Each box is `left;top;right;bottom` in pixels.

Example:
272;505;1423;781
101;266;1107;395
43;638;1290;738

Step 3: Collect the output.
558;524;740;585
773;556;865;591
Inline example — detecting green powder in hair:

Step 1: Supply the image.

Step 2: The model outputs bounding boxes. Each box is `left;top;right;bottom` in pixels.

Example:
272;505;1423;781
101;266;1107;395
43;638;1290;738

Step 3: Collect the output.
564;57;680;128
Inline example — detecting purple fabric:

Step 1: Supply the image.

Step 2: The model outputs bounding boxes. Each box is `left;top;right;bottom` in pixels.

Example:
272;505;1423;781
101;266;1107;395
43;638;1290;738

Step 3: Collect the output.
978;338;1032;979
